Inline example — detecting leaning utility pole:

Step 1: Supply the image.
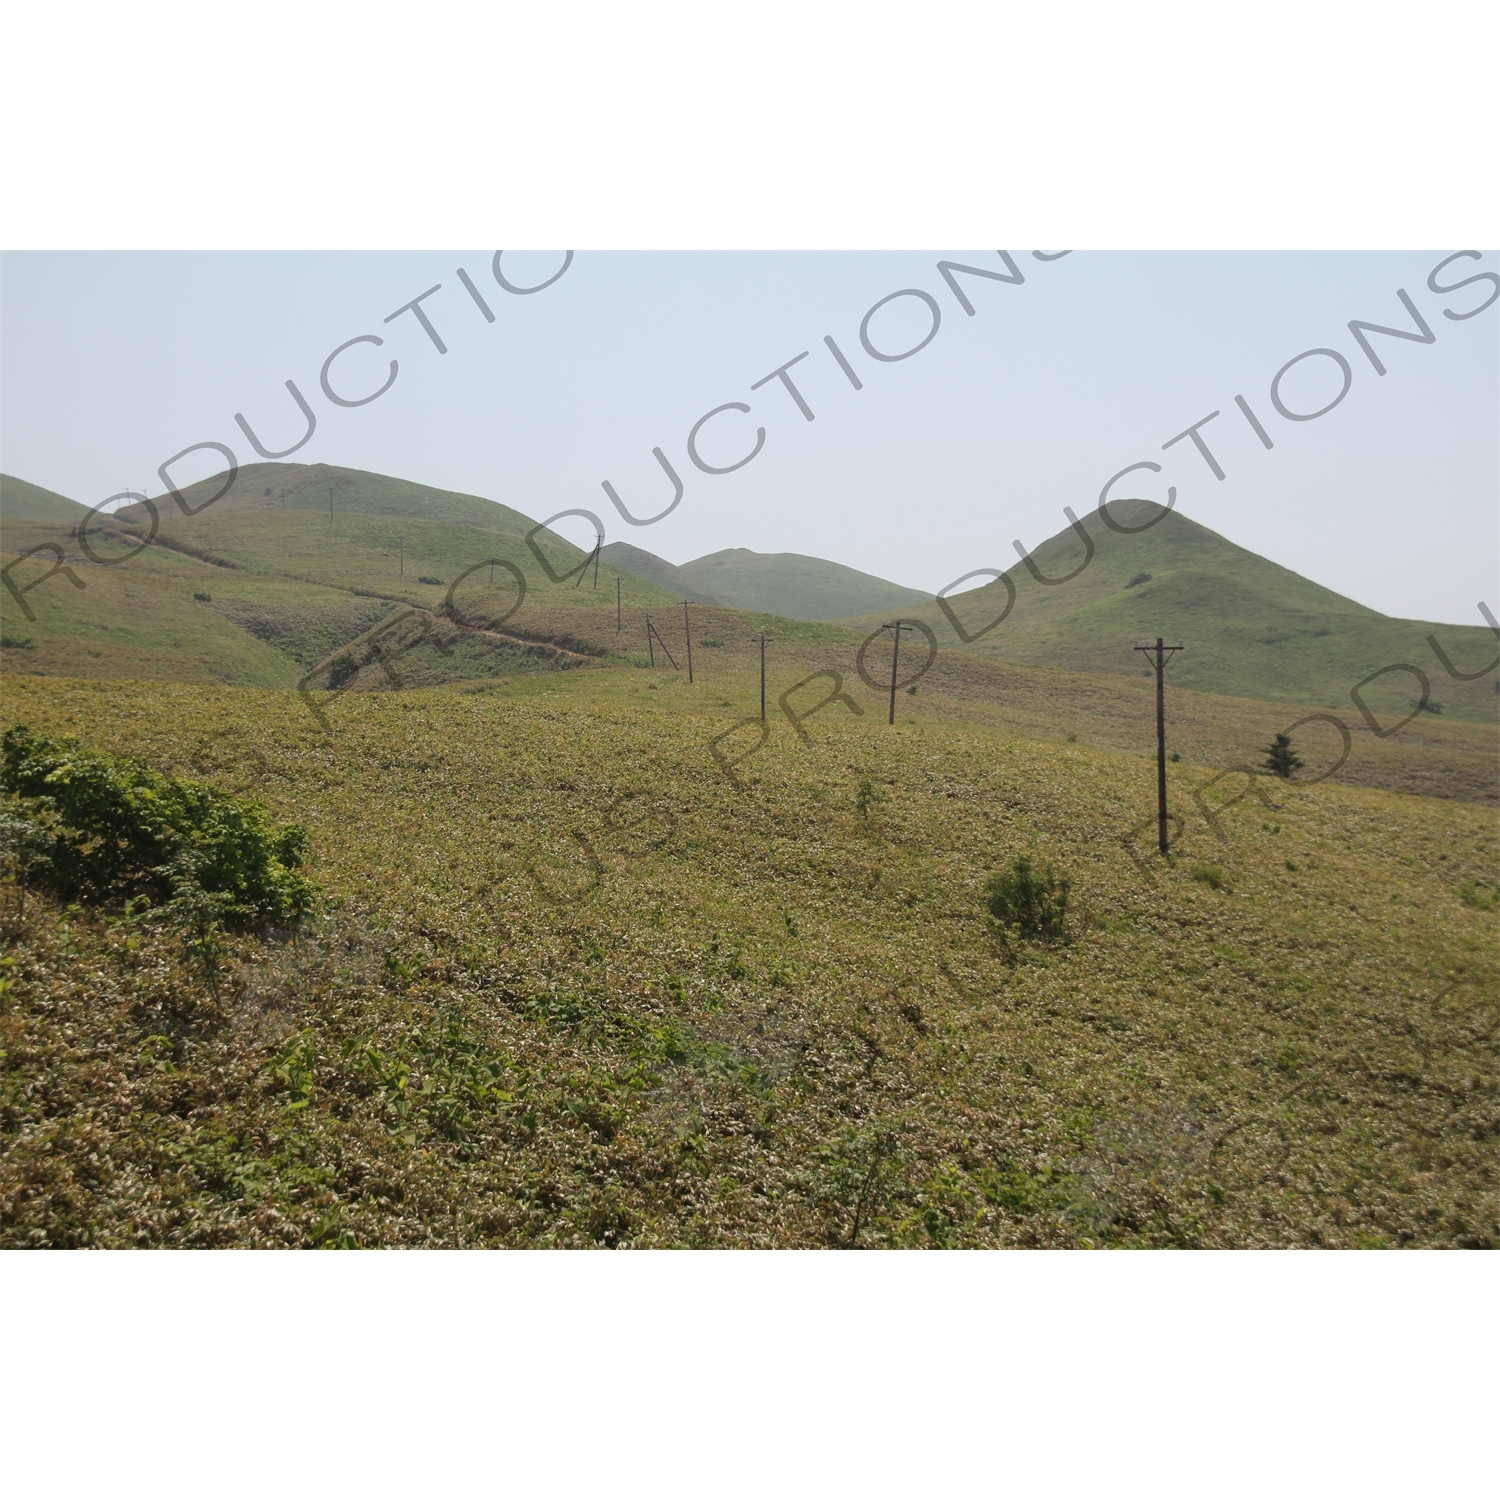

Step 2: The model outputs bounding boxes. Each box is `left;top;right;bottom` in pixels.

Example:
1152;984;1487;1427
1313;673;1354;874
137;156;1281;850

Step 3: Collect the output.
683;600;694;683
573;536;602;590
1133;636;1184;853
880;621;918;725
645;615;679;671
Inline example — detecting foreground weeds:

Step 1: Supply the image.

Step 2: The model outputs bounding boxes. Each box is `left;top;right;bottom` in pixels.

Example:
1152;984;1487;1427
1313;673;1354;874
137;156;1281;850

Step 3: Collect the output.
2;679;1497;1248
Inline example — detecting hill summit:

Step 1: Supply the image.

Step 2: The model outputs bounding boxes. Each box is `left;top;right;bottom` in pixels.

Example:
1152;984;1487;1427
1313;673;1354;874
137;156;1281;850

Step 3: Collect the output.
835;499;1499;722
676;546;929;620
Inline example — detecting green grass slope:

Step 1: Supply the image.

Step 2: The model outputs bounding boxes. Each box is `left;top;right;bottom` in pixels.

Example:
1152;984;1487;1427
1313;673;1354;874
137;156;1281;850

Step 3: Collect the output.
122;459;541;531
680;547;930;621
6;467;1494;798
0;462;745;690
103;462;676;608
0;474;90;523
2;677;1495;1248
0;532;368;688
836;500;1500;724
599;542;723;604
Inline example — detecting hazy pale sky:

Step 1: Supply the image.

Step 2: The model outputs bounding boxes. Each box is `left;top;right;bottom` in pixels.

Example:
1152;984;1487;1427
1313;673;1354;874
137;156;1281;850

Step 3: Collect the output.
2;250;1495;625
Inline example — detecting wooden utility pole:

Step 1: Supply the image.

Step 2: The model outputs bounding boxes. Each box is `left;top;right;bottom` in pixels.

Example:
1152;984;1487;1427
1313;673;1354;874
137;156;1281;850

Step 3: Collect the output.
880;621;918;725
328;487;334;522
398;536;403;577
683;600;694;682
645;615;679;671
759;633;767;721
615;576;622;632
1133;636;1184;853
574;536;602;589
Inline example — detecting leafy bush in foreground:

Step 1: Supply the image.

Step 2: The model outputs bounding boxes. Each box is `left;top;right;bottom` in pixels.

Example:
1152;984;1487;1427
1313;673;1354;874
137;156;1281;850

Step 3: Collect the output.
984;855;1070;941
0;802;59;919
1;724;316;925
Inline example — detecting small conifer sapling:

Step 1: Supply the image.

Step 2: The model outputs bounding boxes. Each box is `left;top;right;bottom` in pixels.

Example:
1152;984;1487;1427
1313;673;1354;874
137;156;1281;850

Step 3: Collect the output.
1262;732;1303;779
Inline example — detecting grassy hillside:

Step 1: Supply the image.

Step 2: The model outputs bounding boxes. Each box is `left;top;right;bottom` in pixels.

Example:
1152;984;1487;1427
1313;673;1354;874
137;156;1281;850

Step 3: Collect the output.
0;474;91;523
35;551;1476;805
8;469;1493;735
680;547;931;621
599;542;723;605
2;677;1495;1248
399;641;1500;806
836;500;1500;725
0;461;694;687
122;459;543;531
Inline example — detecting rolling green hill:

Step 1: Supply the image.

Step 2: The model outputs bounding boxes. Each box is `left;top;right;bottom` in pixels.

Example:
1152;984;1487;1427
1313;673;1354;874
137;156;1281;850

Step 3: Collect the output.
3;465;1494;800
119;459;543;531
679;547;930;621
835;500;1500;725
2;484;1495;1252
599;541;724;604
0;461;686;688
0;473;90;523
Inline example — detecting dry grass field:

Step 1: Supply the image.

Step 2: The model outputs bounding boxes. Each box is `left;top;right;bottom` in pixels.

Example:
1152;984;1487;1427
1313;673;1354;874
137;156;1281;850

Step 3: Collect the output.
2;675;1495;1248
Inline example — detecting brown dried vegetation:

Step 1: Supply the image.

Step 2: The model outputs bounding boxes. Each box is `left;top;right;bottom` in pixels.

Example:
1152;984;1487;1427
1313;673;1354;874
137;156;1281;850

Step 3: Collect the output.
2;676;1496;1248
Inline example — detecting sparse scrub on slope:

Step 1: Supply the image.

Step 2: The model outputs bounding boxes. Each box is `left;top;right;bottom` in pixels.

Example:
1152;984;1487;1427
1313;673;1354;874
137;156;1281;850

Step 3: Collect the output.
1;679;1496;1250
985;855;1070;942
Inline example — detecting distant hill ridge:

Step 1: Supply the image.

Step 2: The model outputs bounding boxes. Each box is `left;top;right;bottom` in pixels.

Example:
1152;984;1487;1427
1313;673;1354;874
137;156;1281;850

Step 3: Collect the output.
597;540;929;620
1;474;91;523
599;542;723;605
107;460;540;533
677;547;930;622
3;464;1497;725
834;498;1498;720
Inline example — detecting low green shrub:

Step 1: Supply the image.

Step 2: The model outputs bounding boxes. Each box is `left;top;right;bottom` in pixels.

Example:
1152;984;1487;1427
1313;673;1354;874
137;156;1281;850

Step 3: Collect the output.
1190;863;1230;891
1458;879;1498;911
1;724;317;925
985;855;1070;941
0;802;60;919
